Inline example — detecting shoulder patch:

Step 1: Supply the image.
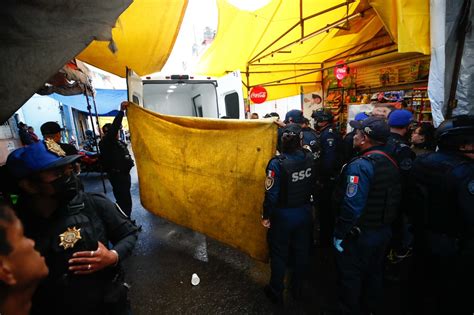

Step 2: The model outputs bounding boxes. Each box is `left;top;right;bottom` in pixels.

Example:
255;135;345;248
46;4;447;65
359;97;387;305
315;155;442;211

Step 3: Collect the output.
327;138;334;147
468;180;474;195
265;170;275;190
265;177;274;191
346;183;358;198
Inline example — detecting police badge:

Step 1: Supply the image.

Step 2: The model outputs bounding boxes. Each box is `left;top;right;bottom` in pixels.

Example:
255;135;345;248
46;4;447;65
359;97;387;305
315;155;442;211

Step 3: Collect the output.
59;227;82;249
45;138;66;157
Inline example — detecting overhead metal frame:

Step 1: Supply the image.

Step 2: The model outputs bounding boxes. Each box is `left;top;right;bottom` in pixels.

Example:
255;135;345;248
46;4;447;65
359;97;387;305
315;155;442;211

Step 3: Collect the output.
244;0;388;96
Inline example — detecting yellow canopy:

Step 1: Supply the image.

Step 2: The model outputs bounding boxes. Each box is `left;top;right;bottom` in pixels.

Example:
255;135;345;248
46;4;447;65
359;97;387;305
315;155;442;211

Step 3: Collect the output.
369;0;430;55
78;0;188;77
127;104;277;261
196;0;430;101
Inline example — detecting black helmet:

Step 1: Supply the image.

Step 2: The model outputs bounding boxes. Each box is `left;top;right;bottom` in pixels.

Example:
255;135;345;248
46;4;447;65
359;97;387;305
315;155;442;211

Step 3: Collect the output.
436;115;474;149
311;108;333;123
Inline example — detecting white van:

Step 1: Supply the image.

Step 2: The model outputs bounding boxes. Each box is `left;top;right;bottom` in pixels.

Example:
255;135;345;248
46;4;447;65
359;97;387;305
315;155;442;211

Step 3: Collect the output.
127;69;245;119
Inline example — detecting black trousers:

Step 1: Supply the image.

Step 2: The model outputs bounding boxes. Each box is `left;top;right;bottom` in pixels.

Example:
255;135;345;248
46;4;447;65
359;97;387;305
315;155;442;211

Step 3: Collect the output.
108;171;132;216
318;180;336;247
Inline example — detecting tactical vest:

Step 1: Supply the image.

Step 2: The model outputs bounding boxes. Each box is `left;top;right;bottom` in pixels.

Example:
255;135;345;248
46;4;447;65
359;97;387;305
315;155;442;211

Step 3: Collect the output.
278;150;315;208
333;151;402;229
411;153;470;237
358;151;401;228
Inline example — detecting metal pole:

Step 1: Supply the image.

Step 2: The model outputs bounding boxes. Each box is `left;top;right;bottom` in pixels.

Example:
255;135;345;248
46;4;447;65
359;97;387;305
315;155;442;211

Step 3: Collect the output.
446;0;471;118
84;87;107;194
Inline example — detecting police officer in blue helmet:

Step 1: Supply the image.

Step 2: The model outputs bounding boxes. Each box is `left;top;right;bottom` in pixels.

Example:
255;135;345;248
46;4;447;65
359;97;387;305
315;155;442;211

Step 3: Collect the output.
262;123;315;304
333;116;401;314
342;112;369;163
409;115;474;314
386;109;417;263
311;108;343;248
5;140;139;315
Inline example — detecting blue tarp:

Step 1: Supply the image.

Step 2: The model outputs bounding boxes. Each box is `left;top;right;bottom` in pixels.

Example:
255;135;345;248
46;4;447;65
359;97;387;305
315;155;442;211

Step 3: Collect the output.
49;89;126;116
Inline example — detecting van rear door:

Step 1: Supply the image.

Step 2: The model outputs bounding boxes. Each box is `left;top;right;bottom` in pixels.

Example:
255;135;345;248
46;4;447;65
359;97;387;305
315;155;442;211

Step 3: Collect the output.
126;68;143;106
216;70;244;119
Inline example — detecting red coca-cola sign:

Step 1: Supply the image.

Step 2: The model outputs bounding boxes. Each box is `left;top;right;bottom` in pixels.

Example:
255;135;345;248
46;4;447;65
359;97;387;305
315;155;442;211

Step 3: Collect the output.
334;60;348;80
249;86;268;104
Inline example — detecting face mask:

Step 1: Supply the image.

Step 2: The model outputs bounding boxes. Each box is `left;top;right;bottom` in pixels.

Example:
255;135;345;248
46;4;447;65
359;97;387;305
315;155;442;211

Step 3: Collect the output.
51;173;81;203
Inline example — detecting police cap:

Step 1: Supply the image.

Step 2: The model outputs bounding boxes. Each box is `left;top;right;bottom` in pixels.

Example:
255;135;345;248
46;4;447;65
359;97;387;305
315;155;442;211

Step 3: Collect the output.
40;121;64;135
311;108;333;122
354;112;369;121
6;141;81;179
388;109;413;127
350;116;390;143
281;123;303;139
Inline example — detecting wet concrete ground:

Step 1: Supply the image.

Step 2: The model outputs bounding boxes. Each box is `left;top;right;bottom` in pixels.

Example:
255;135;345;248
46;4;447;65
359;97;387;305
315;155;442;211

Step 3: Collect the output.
80;166;402;315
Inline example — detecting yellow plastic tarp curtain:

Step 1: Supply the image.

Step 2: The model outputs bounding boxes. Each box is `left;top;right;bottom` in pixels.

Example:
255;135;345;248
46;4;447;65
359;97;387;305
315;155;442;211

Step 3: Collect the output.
78;0;188;77
196;0;430;101
127;104;277;261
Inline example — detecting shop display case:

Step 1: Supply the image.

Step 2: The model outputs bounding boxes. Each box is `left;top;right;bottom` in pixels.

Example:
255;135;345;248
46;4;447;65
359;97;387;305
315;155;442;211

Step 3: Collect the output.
409;87;432;122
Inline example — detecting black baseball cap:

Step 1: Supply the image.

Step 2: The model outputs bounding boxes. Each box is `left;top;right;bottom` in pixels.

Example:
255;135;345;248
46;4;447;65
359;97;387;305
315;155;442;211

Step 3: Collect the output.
40;121;64;135
281;123;303;137
349;116;390;142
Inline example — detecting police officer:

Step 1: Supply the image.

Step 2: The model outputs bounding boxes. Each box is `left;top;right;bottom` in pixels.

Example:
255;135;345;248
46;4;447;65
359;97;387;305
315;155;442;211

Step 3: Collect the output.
262;123;315;304
311;108;343;247
6;140;139;315
100;101;135;217
333;117;401;314
41;121;81;174
41;121;79;156
342;112;369;164
410;115;474;314
277;109;319;154
386;109;416;171
386;109;417;260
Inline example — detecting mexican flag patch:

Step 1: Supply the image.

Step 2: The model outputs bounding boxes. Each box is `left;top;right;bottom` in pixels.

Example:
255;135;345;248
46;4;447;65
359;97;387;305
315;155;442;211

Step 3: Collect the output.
347;176;359;184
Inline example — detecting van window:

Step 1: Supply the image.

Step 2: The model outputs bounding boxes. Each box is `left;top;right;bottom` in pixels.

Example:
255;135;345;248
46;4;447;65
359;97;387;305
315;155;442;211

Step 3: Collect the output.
225;92;239;119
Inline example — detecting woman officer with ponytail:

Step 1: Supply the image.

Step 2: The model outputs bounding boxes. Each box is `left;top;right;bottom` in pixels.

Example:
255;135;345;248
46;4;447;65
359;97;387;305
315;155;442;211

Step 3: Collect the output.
261;123;315;304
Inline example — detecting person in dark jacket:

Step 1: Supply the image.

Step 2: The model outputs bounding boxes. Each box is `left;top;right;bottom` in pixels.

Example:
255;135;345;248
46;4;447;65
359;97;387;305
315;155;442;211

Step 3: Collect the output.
262;123;315;304
99;102;135;217
312;108;343;248
409;115;474;314
6;140;139;315
333;117;401;314
27;126;40;143
386;109;417;261
17;122;33;146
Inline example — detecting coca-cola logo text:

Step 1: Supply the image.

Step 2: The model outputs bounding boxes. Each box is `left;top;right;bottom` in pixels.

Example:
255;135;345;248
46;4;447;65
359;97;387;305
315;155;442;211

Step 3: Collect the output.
249;86;268;104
